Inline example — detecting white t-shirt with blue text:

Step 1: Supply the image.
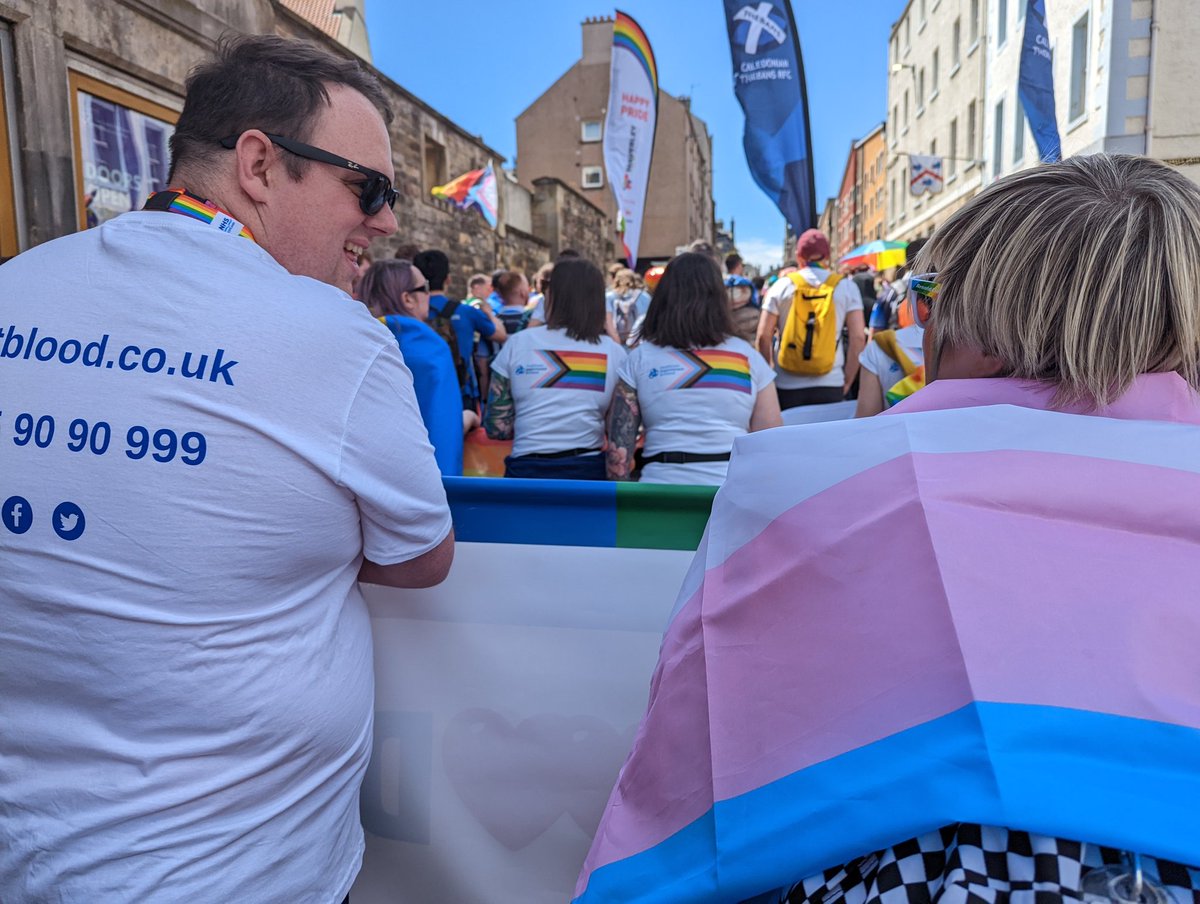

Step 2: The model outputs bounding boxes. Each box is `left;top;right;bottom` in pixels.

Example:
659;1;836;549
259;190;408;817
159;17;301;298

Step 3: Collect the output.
490;325;625;457
0;212;451;903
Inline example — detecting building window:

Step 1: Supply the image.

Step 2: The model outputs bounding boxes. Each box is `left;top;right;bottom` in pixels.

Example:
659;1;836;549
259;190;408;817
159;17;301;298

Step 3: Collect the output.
919;0;927;24
69;71;178;231
905;17;911;50
966;101;977;166
993;99;1005;178
0;26;19;258
953;19;962;67
949;118;958;176
581;166;604;189
1069;13;1089;122
970;0;980;44
892;104;899;142
998;0;1008;46
1018;0;1025;22
892;35;900;63
1013;104;1026;164
581;120;602;143
930;138;937;157
904;90;910;128
917;69;925;105
423;135;447;197
932;49;939;94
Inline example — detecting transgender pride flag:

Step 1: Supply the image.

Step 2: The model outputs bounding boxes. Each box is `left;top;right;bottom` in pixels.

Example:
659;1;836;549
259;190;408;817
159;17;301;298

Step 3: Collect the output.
574;374;1200;903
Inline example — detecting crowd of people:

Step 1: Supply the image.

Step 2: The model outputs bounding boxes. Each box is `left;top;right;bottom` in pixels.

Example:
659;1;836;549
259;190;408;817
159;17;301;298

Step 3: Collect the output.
351;222;943;487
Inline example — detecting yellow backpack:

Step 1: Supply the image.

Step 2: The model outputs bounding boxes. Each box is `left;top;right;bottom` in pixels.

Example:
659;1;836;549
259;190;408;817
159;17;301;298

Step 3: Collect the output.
777;272;843;375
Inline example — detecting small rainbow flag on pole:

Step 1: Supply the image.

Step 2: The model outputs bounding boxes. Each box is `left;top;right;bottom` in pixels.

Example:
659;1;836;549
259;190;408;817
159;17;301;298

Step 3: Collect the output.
432;161;498;229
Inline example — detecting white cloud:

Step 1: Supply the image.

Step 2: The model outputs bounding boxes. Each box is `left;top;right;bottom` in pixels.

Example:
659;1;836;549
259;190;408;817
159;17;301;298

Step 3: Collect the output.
734;236;784;272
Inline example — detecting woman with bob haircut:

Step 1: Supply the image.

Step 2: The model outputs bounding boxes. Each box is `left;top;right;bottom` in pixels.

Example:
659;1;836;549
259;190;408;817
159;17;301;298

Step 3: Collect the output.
606;251;781;485
579;155;1200;904
486;258;626;479
358;258;464;475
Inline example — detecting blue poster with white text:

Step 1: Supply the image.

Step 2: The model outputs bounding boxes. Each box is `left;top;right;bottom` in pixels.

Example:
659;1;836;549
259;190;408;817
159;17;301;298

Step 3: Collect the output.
723;0;816;234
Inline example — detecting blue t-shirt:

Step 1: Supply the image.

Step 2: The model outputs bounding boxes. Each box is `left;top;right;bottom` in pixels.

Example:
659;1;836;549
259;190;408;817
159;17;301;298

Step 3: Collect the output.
428;293;494;400
381;314;463;475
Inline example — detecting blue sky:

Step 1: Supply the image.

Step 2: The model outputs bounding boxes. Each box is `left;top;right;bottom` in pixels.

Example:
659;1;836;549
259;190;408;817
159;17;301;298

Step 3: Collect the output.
365;0;907;269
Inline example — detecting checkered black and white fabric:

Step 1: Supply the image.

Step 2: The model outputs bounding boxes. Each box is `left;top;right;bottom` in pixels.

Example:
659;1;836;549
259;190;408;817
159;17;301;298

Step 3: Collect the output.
777;824;1200;904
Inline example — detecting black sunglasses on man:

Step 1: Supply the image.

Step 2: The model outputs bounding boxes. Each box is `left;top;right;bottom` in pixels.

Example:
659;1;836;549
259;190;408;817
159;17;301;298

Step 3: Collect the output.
219;132;398;216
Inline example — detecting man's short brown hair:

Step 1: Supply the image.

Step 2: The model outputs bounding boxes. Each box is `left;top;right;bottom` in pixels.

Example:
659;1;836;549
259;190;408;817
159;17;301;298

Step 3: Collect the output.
169;33;392;183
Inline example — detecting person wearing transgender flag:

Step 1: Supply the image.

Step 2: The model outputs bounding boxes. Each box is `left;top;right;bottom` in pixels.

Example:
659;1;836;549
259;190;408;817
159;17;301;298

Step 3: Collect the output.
574;154;1200;904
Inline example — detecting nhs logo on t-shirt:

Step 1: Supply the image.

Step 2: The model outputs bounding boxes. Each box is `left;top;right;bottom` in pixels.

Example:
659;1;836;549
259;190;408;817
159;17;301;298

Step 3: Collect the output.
212;215;239;234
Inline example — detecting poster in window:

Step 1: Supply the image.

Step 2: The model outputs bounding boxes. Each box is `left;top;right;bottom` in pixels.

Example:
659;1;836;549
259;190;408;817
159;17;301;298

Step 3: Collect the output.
77;91;174;227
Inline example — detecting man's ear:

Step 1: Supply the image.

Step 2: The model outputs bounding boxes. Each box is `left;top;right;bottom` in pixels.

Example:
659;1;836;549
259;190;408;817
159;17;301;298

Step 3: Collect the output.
232;130;275;205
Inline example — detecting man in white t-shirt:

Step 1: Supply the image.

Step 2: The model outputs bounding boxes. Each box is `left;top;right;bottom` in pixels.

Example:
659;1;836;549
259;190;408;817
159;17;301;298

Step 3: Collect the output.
0;36;452;904
756;229;865;410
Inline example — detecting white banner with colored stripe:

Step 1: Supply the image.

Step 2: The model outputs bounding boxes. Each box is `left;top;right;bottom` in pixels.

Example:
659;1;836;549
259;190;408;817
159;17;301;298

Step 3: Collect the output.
350;479;715;904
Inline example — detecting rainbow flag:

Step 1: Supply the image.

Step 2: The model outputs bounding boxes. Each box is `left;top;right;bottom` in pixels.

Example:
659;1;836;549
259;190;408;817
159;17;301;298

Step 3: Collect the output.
604;11;658;266
533;349;608;391
431;162;498;228
574;373;1200;903
666;349;752;393
613;11;658;94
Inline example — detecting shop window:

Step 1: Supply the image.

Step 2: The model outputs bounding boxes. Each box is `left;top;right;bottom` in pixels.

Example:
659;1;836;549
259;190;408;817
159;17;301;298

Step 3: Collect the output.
69;71;178;231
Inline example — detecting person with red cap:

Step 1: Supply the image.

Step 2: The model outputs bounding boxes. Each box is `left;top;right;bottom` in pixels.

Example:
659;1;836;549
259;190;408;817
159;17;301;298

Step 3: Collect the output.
756;228;865;409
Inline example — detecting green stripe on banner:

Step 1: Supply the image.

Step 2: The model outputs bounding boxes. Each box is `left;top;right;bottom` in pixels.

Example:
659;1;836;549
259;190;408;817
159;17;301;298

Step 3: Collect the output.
443;477;716;550
615;483;717;550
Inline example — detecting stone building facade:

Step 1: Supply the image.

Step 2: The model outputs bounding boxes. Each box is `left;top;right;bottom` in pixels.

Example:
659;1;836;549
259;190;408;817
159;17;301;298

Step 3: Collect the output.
834;142;859;262
857;123;888;244
0;0;606;289
886;0;990;242
985;0;1200;187
514;16;714;269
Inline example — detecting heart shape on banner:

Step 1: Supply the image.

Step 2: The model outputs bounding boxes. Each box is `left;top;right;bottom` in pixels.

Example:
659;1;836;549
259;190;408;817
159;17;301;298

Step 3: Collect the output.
443;708;636;851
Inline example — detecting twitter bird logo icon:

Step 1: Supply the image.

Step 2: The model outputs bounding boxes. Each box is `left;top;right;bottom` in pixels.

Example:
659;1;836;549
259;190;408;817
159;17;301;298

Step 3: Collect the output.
52;502;85;541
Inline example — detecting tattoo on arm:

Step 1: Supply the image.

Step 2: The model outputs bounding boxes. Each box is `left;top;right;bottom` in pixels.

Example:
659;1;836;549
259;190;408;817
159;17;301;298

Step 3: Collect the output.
605;380;642;480
484;373;515;440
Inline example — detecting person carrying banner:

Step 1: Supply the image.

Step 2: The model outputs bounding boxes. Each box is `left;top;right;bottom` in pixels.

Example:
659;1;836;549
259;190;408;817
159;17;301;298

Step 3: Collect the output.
756;228;865;409
575;153;1200;904
0;35;453;903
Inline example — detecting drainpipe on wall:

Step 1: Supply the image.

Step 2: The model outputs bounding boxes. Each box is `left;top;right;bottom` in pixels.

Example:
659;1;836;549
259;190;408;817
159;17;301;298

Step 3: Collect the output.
1143;0;1158;156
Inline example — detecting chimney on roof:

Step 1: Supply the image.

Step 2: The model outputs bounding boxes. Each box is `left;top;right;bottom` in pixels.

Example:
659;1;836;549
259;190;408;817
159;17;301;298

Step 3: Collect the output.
582;15;614;65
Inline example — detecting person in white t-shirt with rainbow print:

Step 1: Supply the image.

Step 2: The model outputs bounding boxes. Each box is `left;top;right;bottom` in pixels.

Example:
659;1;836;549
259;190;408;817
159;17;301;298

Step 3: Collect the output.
486;258;626;479
606;252;782;486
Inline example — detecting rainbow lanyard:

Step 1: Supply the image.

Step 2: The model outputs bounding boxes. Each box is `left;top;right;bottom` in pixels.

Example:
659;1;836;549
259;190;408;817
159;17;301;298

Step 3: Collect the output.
143;188;256;242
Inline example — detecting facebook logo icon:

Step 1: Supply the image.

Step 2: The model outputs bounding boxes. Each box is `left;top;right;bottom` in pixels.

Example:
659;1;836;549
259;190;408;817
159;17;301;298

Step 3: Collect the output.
2;495;33;534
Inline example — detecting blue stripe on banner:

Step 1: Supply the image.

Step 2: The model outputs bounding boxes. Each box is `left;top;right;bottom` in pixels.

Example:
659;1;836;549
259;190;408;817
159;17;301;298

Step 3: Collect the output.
444;476;617;547
574;703;1200;903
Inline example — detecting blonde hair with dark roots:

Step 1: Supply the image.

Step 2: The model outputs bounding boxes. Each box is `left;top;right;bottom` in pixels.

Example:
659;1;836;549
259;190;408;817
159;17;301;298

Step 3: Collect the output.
917;154;1200;407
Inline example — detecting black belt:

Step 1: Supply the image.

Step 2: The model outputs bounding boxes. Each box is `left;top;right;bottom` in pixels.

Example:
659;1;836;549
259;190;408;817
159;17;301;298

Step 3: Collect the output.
640;450;732;465
518;447;602;460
